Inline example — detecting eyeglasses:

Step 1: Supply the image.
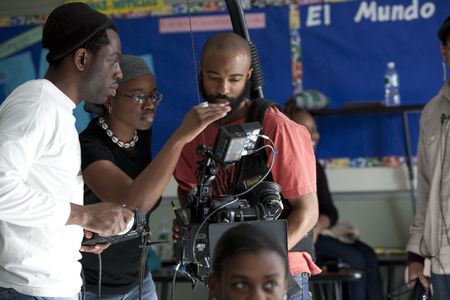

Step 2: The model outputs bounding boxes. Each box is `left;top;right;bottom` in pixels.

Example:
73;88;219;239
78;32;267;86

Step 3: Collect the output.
116;90;163;106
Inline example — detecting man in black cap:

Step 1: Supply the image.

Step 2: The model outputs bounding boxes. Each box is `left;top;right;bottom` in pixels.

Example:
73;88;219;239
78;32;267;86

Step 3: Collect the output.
0;2;133;299
406;15;450;299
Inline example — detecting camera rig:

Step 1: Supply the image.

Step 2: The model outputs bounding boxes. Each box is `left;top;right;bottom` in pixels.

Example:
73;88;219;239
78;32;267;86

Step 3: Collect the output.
173;122;284;285
81;208;151;247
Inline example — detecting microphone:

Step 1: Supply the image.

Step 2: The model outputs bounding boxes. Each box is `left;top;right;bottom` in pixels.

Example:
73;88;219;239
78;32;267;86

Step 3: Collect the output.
441;113;450;124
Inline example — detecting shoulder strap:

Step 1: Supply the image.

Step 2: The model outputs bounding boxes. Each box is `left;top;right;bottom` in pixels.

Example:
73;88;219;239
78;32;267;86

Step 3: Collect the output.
246;98;281;124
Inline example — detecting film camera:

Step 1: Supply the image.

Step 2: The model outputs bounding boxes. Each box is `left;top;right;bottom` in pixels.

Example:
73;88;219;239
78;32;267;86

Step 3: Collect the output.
173;122;284;284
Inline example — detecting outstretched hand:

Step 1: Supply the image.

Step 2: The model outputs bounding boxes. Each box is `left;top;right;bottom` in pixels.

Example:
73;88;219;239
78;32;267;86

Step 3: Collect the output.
82;202;134;237
176;102;231;144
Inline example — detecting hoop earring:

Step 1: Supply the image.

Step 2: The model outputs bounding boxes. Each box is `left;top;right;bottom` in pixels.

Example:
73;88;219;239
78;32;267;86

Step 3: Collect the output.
108;106;112;114
443;61;447;82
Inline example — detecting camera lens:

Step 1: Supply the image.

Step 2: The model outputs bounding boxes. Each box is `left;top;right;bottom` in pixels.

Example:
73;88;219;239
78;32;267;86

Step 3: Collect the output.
255;181;281;201
254;182;283;219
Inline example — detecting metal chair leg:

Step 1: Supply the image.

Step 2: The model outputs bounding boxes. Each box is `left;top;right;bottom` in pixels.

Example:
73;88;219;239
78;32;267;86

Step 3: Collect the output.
334;282;342;300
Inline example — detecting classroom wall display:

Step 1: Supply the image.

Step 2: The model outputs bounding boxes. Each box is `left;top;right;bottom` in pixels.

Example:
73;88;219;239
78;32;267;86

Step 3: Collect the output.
0;5;292;156
1;0;449;163
300;0;450;159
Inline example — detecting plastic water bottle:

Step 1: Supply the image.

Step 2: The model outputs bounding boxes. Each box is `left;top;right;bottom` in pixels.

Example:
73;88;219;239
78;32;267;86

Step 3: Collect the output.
384;62;401;106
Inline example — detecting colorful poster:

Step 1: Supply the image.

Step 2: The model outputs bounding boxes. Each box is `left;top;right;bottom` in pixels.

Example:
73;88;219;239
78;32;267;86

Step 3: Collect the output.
64;0;167;15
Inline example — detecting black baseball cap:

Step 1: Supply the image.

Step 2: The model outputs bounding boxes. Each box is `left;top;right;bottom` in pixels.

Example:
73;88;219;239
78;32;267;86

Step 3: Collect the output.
42;2;113;62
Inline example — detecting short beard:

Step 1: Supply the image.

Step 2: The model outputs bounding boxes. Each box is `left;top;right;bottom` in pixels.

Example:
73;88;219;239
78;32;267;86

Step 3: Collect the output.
199;77;251;123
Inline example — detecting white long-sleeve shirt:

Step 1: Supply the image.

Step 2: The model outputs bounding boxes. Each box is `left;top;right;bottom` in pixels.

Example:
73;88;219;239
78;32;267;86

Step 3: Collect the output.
0;79;84;297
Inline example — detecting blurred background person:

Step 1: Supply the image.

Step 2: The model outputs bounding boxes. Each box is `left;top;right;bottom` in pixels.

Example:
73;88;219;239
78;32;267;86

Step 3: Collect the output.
284;97;384;300
406;15;450;299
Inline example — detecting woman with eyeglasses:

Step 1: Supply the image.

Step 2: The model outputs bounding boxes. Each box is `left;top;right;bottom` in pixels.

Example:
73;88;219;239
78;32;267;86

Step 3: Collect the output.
78;55;230;300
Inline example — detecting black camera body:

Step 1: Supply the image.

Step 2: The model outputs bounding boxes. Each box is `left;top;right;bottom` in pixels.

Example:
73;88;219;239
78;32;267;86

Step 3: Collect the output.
82;208;150;246
174;184;283;283
173;122;283;284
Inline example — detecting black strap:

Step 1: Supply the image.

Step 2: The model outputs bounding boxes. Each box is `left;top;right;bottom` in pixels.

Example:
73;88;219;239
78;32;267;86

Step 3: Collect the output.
233;99;280;194
245;98;281;124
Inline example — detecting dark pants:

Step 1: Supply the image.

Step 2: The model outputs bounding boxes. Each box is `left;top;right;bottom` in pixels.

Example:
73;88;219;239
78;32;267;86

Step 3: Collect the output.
315;235;384;300
289;273;312;300
431;273;450;300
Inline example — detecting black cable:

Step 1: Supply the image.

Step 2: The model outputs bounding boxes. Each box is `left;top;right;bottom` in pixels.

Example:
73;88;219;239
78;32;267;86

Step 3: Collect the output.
80;269;86;300
138;245;150;300
172;263;181;300
97;253;102;300
89;246;149;300
90;247;148;300
191;134;277;266
219;134;277;199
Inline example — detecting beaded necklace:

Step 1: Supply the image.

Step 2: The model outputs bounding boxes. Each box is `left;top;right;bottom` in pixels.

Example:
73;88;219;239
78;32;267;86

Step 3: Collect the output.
98;117;138;149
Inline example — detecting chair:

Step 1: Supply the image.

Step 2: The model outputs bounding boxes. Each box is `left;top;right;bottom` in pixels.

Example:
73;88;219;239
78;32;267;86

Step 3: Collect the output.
377;251;407;298
310;268;363;300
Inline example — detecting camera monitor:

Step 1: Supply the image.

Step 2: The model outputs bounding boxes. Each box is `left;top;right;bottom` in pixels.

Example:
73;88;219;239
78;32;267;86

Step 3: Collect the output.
212;121;261;164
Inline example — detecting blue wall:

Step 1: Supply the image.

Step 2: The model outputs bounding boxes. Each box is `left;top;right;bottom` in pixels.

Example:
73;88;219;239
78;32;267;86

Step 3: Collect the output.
300;0;448;158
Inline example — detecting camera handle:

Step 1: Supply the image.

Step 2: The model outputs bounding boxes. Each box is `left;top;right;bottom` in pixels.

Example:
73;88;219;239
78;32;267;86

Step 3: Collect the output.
194;145;218;206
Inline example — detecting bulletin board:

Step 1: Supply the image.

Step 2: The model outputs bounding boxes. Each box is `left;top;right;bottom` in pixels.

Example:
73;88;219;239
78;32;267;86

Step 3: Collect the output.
1;0;449;160
0;5;292;154
300;0;450;159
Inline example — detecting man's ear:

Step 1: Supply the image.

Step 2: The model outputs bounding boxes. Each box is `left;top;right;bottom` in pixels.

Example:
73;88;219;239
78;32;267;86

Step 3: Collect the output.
247;67;253;80
440;44;447;61
73;48;88;71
